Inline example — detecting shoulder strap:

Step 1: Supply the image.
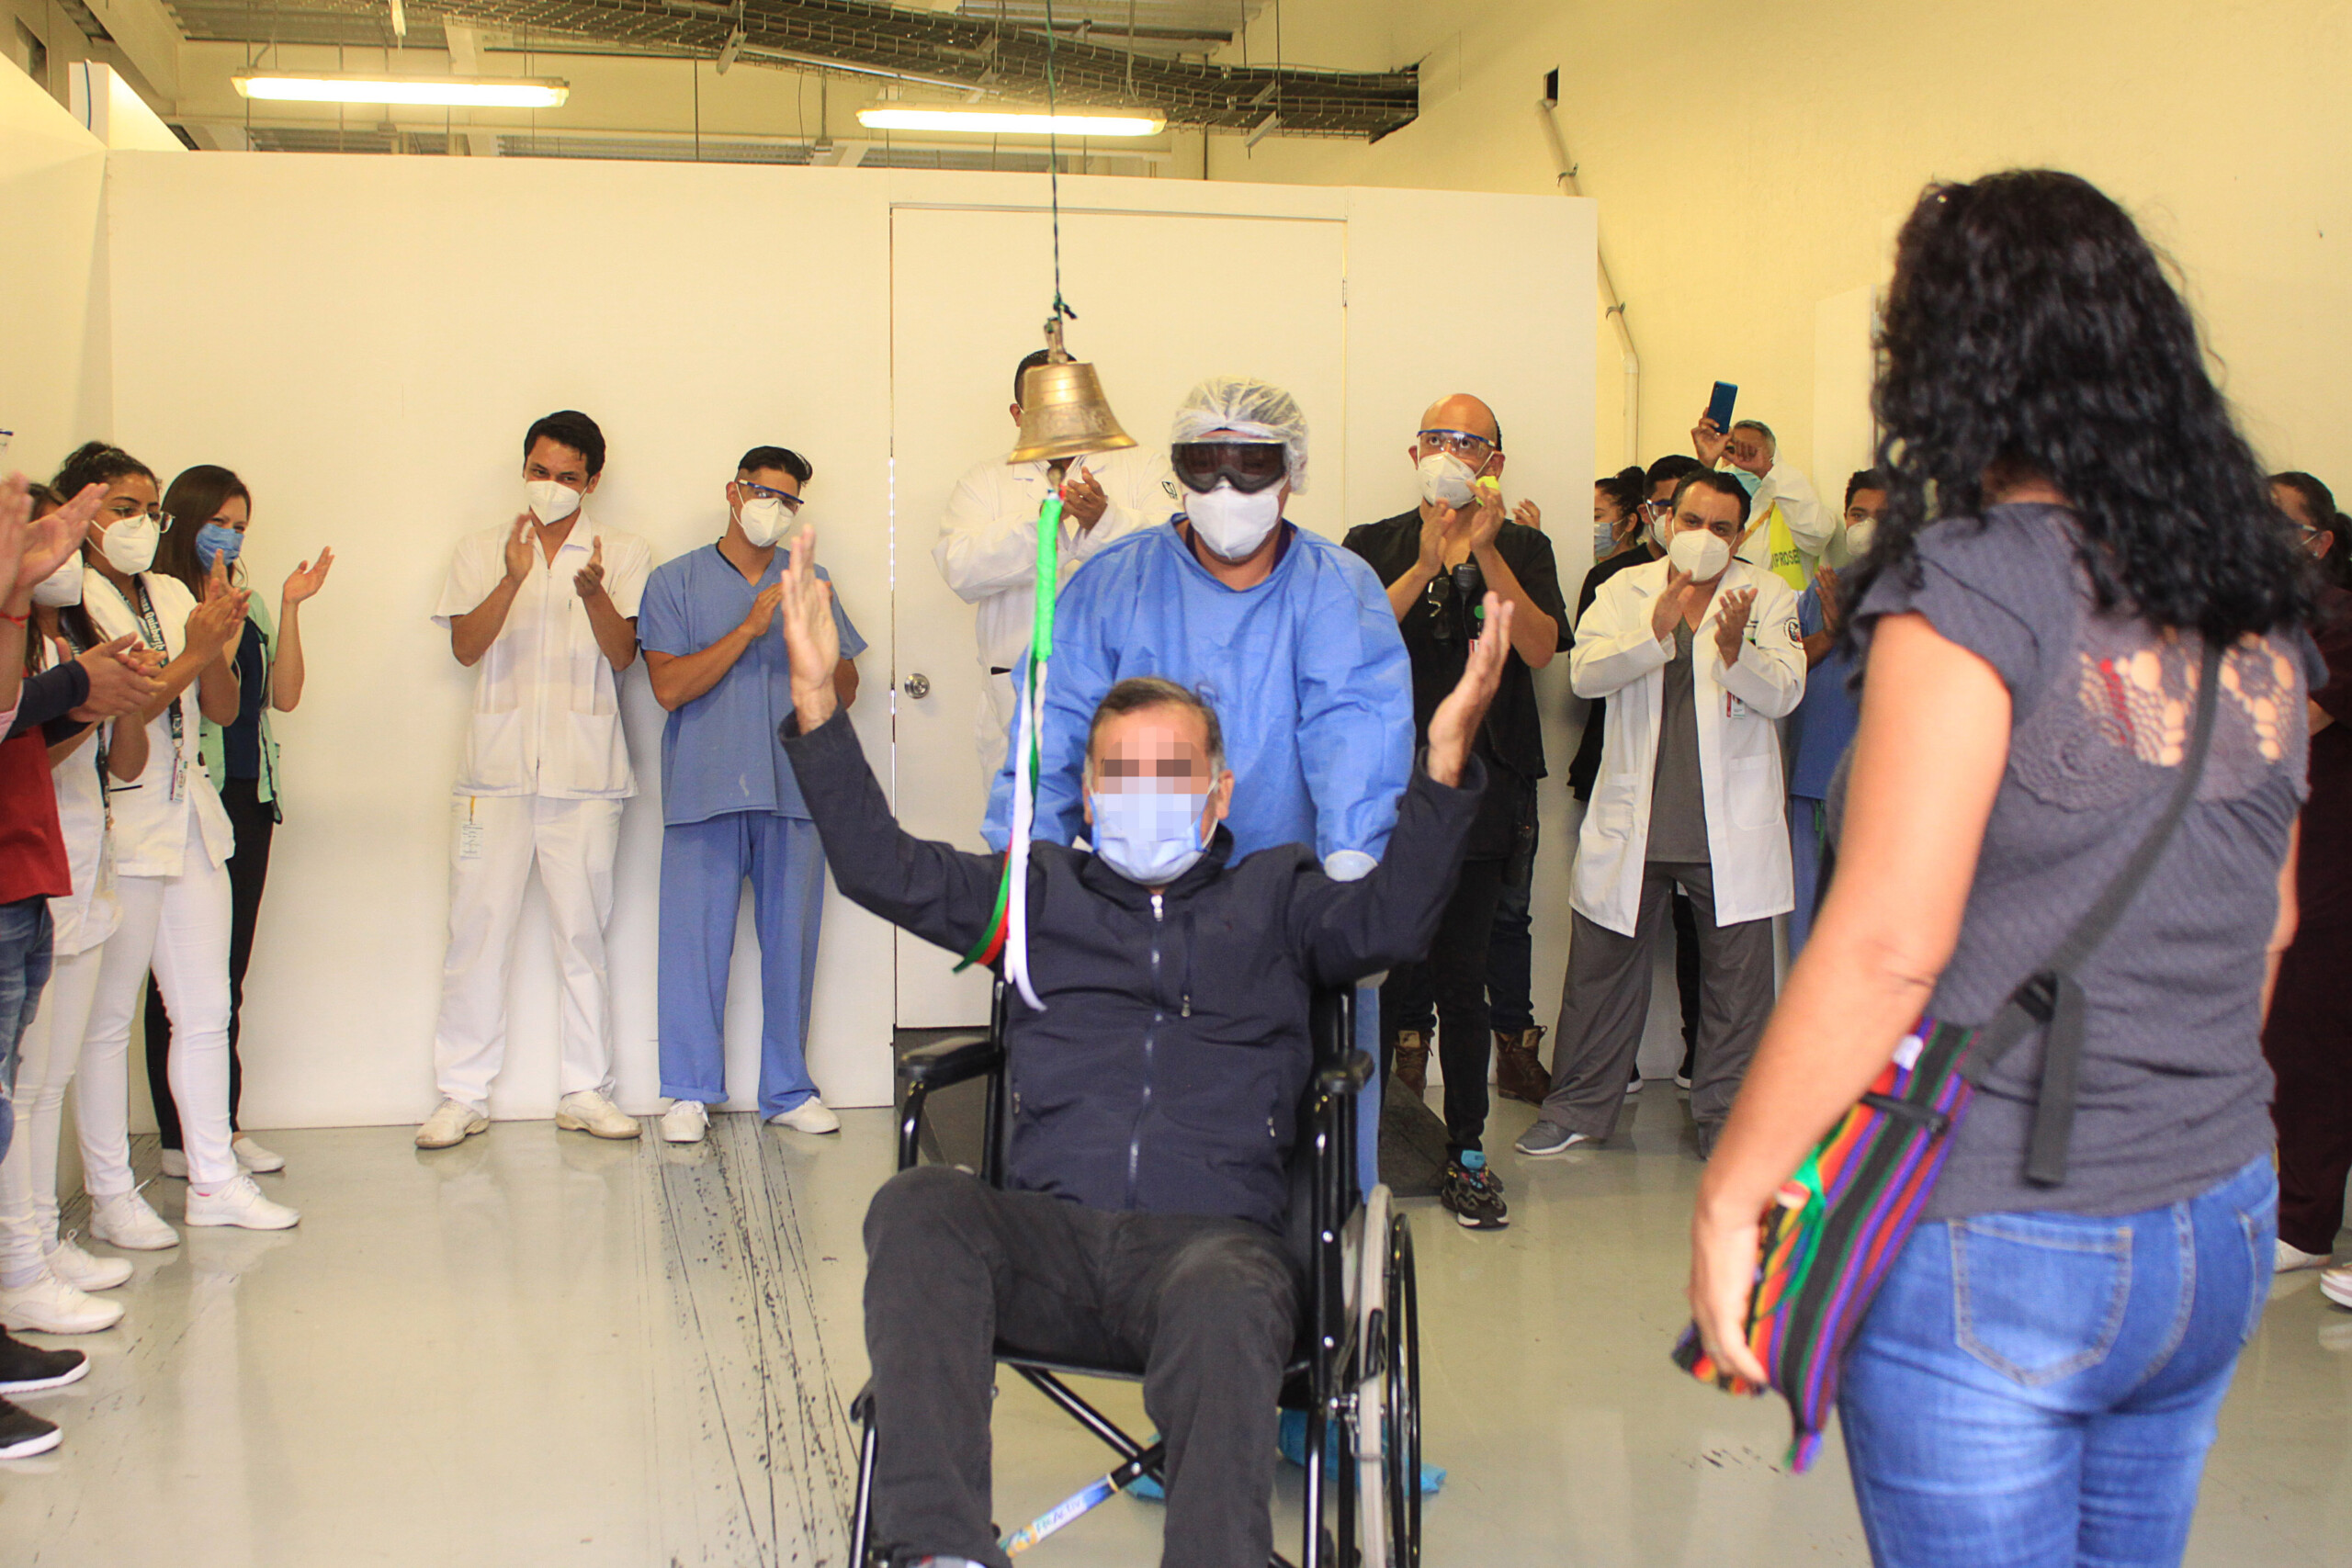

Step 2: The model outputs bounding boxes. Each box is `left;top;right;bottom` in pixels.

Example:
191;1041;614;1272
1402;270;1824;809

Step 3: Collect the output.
1962;640;2226;1186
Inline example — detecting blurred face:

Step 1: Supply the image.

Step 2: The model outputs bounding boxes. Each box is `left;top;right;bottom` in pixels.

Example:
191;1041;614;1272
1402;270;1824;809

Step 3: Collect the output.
1082;705;1233;835
525;437;600;501
2274;480;2333;559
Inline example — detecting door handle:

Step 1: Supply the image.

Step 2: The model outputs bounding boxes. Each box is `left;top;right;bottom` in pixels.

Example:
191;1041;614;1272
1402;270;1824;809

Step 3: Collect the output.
902;673;931;699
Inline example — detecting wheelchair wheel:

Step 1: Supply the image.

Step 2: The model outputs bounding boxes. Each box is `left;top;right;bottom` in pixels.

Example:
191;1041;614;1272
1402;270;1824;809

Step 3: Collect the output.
1384;1213;1421;1568
1349;1185;1395;1568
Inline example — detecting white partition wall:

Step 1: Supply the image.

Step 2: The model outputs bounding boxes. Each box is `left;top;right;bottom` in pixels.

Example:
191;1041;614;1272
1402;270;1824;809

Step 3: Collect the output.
97;152;1593;1125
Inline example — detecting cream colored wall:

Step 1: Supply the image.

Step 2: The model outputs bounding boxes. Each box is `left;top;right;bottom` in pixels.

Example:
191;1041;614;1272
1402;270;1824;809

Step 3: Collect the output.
1210;0;2352;495
0;58;107;476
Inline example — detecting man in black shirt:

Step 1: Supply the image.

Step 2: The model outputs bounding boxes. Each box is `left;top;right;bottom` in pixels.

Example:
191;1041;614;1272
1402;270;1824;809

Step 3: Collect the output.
1343;394;1568;1229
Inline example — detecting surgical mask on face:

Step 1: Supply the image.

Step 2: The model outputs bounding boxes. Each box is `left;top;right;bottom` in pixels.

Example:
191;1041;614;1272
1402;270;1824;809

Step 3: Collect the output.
99;515;160;575
1593;517;1620;558
1184;481;1283;561
195;523;243;570
1843;519;1877;558
1418;452;1477;509
1727;466;1763;498
31;551;82;608
525;478;582;525
1668;525;1732;581
1088;788;1211;886
738;496;797;549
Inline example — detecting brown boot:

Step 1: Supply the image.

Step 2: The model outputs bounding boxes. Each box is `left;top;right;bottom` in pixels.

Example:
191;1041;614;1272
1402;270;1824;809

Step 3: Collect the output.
1495;1026;1551;1105
1391;1030;1430;1100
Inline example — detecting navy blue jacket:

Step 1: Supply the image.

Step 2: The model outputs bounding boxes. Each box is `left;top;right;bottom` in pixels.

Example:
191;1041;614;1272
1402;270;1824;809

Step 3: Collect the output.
782;710;1479;1230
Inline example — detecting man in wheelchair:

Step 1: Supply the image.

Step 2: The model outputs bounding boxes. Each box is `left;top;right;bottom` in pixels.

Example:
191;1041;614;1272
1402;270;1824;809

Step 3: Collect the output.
773;529;1510;1568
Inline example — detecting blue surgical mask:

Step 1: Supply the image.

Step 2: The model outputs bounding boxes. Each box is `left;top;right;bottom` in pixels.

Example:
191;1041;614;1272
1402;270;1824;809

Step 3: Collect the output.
1728;467;1762;498
195;523;243;570
1087;789;1211;886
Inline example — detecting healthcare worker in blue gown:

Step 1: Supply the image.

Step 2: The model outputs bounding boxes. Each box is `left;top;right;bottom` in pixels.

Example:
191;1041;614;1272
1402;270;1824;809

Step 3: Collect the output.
641;446;866;1145
983;376;1413;1192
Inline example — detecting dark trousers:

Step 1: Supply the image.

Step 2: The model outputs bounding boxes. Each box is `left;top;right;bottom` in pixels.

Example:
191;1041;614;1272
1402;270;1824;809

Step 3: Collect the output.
1541;861;1775;1154
2262;917;2352;1254
864;1166;1298;1568
1671;890;1702;1053
1484;799;1541;1034
1379;857;1509;1157
0;897;56;1166
143;777;273;1148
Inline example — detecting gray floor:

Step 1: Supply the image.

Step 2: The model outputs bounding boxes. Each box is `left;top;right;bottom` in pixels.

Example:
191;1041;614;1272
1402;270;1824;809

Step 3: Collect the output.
2;1089;2346;1567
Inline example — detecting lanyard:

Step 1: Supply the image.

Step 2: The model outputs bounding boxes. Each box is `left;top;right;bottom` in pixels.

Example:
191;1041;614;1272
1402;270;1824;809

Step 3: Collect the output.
127;576;186;803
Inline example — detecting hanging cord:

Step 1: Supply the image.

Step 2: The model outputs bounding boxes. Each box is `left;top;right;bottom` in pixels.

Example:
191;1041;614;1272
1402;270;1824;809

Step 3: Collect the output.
1044;0;1072;331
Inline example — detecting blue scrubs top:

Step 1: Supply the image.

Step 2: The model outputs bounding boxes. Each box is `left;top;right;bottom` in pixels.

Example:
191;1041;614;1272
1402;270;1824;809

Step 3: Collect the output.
984;520;1412;865
639;542;867;826
1786;584;1860;801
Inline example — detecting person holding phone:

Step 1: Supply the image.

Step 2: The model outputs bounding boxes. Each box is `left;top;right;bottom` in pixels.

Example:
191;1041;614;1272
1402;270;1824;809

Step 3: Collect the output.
933;347;1178;779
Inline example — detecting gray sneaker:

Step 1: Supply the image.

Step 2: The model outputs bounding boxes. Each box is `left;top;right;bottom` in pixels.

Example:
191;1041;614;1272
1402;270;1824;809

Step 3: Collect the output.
1514;1121;1592;1158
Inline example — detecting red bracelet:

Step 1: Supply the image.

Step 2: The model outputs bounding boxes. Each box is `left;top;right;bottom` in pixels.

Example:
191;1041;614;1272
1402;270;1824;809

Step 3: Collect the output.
0;611;26;626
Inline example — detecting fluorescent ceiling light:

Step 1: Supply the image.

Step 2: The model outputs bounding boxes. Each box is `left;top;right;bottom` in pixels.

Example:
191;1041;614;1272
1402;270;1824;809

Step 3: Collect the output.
855;107;1163;138
232;72;570;108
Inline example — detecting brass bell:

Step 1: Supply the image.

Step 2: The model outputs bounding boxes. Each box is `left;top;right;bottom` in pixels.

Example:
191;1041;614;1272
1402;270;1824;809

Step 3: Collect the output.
1009;317;1137;465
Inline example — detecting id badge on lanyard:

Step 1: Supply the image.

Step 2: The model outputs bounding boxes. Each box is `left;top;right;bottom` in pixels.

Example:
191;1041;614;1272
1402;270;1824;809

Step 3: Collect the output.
130;578;187;802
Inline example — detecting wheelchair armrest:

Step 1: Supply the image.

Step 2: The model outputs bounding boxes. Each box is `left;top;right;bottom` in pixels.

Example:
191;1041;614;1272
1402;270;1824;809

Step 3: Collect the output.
899;1031;1001;1089
1316;1049;1374;1099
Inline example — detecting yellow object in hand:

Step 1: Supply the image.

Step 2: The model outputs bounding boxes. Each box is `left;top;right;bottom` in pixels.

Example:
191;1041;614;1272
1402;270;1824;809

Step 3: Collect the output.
1474;475;1503;502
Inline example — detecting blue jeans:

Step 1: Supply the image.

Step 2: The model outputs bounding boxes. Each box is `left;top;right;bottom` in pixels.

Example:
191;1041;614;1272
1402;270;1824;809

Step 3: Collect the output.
0;897;57;1166
656;813;826;1118
1838;1153;2276;1568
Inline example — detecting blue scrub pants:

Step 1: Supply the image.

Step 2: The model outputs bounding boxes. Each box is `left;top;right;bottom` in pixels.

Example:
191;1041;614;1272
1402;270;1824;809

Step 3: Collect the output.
658;812;826;1117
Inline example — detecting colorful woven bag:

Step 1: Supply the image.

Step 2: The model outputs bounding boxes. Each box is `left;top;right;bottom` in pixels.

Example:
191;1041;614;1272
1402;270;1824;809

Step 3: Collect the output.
1674;642;2222;1470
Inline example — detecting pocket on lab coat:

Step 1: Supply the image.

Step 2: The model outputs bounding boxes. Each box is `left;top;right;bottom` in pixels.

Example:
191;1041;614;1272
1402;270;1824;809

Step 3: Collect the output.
1728;753;1779;829
565;710;631;795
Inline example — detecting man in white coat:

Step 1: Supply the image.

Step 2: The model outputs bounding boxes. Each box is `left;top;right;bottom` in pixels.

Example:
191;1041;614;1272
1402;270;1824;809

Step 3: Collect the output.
416;410;653;1149
1516;469;1804;1160
933;348;1178;777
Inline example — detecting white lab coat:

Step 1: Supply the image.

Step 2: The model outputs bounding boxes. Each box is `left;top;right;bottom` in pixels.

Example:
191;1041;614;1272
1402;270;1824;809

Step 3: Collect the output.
932;445;1178;772
1734;460;1833;572
1568;557;1806;937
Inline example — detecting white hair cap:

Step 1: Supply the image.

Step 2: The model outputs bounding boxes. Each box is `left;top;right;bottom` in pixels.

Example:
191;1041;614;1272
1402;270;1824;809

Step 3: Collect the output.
1170;376;1308;493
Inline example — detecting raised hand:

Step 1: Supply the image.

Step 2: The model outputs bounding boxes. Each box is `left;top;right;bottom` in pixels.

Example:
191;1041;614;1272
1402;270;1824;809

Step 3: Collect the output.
1691;417;1730;470
283;546;334;606
573;536;606;602
1713;586;1758;666
1061;465;1109;531
779;526;842;727
1512;498;1543;534
503;513;536;583
1425;593;1516;788
741;580;786;639
5;477;103;598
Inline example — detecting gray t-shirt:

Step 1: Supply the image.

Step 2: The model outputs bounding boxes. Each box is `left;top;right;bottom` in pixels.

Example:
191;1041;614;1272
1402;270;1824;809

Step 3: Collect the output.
1845;503;2314;1220
1647;623;1710;863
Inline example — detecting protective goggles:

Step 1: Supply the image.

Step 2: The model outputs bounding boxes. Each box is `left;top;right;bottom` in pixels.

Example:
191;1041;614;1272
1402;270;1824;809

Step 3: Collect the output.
1170;442;1287;495
1417;428;1498;462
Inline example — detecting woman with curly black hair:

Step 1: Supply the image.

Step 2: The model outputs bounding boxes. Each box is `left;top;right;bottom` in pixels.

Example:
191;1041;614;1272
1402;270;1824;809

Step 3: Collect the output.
1689;169;2318;1566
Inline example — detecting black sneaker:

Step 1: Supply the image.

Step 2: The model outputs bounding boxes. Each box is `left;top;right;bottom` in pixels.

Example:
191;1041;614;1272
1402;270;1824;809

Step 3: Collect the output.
0;1396;61;1459
0;1327;88;1395
1439;1157;1510;1230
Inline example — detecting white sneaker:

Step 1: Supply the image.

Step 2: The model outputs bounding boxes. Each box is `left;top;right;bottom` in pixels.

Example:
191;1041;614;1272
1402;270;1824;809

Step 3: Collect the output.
555;1089;642;1141
767;1097;841;1135
415;1099;488;1149
44;1238;131;1292
661;1100;710;1144
2324;1262;2352;1311
233;1136;286;1174
2277;1238;2333;1273
88;1191;179;1251
157;1149;188;1179
183;1175;300;1231
0;1270;124;1335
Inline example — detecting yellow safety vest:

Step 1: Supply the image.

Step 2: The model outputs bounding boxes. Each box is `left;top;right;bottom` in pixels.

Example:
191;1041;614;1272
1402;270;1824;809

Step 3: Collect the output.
1761;501;1811;592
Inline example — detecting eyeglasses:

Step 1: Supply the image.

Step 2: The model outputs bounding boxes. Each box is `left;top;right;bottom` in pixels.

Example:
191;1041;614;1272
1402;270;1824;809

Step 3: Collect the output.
1417;428;1497;461
739;482;805;513
1170;442;1287;496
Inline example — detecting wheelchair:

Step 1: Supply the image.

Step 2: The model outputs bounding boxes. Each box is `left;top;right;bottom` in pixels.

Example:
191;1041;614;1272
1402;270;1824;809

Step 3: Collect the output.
848;983;1424;1568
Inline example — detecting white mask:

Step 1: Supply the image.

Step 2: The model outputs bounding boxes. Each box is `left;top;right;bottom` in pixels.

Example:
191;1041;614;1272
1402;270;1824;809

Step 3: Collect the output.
1184;482;1283;562
525;478;582;525
1844;519;1878;558
739;495;797;549
98;515;160;575
1667;525;1731;582
1418;452;1477;509
31;551;83;607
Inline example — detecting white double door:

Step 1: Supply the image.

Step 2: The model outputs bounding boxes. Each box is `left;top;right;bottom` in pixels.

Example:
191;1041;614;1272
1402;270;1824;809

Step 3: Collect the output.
888;203;1348;1026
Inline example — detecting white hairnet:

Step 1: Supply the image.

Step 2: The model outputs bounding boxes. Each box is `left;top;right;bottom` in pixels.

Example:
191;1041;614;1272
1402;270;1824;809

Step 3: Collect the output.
1170;376;1309;493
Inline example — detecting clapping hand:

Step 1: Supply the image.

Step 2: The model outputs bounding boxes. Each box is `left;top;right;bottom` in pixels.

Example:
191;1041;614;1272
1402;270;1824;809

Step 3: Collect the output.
187;556;251;661
502;513;536;583
573;536;606;602
741;581;786;639
3;475;102;601
1651;564;1701;641
1512;498;1543;533
1713;587;1758;666
1061;465;1109;531
283;547;334;606
69;634;164;720
1424;593;1515;788
779;526;843;728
